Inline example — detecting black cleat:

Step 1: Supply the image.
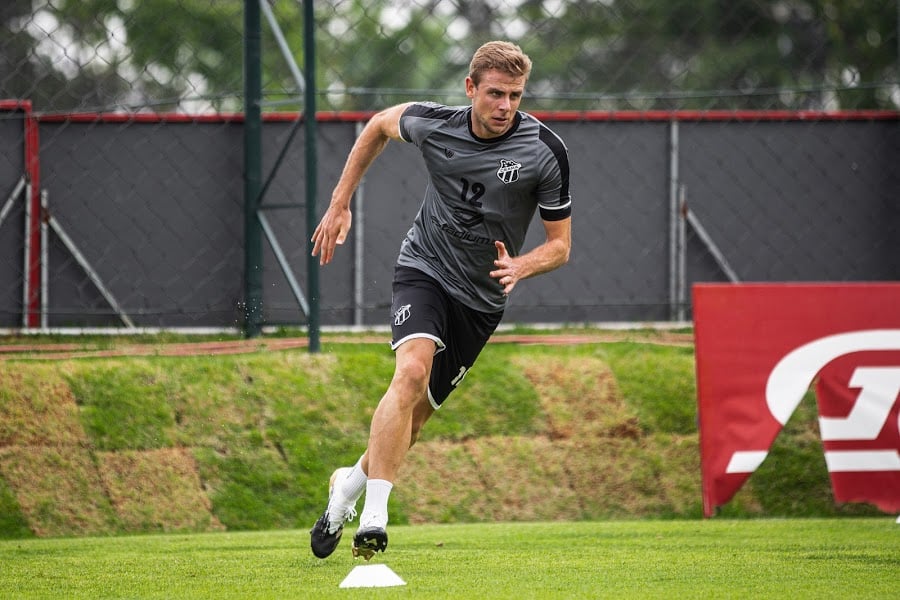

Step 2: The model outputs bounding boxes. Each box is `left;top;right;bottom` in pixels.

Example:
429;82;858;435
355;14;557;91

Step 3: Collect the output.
309;468;357;559
310;511;343;559
352;526;388;561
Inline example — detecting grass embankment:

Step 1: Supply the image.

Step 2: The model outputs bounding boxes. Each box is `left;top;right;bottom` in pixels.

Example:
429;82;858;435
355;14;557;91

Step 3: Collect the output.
0;330;883;539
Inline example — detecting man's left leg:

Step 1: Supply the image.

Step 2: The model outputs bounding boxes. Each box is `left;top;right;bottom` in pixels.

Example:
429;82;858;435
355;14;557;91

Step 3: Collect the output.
351;337;435;559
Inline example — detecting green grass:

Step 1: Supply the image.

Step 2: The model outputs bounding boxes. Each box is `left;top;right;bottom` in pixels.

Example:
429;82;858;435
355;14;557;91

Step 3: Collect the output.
1;519;897;599
598;342;698;434
0;477;32;539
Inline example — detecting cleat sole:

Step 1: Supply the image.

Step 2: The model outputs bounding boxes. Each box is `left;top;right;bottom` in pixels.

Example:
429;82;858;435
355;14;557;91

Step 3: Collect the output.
351;545;376;561
351;527;388;561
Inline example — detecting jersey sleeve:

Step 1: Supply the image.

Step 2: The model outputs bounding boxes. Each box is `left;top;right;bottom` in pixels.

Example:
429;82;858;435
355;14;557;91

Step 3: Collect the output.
536;124;572;221
399;102;460;146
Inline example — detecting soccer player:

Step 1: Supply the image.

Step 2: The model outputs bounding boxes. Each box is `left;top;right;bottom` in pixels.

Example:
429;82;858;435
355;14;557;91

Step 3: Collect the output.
309;40;572;560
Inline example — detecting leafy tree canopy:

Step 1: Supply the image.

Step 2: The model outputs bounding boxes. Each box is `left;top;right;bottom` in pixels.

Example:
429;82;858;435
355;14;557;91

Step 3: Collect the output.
1;0;897;112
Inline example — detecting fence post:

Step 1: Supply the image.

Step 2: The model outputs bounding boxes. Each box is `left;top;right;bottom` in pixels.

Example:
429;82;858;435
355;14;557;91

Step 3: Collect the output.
668;119;681;321
243;0;264;338
304;0;320;353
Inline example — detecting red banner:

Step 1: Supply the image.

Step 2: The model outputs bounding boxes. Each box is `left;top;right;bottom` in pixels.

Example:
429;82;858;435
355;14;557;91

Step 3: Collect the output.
693;283;900;517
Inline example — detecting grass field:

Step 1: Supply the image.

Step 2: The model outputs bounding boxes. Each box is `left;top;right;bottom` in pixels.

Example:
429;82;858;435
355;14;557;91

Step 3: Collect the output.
2;331;896;599
2;518;897;599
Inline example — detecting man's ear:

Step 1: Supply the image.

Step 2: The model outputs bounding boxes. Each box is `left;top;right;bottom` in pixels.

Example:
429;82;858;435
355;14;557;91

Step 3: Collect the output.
464;76;476;99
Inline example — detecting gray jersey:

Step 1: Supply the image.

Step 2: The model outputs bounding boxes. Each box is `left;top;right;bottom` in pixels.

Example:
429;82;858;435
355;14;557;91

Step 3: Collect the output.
397;102;572;313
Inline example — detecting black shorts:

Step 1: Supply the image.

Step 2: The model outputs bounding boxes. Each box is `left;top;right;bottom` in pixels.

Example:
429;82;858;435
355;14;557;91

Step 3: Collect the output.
390;266;503;408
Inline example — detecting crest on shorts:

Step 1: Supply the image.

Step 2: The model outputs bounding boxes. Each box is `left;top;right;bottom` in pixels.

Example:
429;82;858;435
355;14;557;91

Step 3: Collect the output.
497;159;521;184
393;303;411;326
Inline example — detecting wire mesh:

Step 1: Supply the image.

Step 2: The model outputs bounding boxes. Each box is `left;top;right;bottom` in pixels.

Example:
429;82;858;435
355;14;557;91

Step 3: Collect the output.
0;1;898;329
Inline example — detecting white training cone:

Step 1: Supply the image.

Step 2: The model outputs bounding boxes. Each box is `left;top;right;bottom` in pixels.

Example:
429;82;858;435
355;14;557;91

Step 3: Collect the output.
339;564;406;588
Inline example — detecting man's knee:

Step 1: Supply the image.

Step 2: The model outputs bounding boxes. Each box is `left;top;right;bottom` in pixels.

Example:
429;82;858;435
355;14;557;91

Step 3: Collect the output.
392;342;433;398
394;359;429;390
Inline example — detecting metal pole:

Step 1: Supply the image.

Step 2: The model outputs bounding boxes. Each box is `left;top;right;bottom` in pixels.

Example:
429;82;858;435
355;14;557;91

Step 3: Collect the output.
685;209;741;283
244;0;264;338
676;183;687;322
304;0;320;353
40;189;48;330
22;180;31;328
260;0;305;94
47;212;135;328
0;176;25;228
667;119;679;321
353;121;365;327
259;211;310;316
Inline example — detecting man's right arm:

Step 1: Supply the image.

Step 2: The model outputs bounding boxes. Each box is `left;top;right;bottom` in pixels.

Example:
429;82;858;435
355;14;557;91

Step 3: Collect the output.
311;103;412;265
329;103;411;209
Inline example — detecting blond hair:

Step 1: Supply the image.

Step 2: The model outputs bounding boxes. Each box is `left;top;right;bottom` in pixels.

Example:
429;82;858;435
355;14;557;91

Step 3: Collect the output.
468;41;532;85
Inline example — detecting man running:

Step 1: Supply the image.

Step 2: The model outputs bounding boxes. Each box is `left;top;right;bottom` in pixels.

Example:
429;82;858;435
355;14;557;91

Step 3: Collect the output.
310;40;572;560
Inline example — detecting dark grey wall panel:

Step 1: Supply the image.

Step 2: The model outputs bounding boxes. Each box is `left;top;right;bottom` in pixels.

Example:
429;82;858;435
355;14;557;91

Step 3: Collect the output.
1;115;896;329
40;121;245;327
680;121;900;286
0;114;25;327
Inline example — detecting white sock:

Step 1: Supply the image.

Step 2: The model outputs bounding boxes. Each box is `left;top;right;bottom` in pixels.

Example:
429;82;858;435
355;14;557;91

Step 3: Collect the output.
359;479;392;529
338;457;368;503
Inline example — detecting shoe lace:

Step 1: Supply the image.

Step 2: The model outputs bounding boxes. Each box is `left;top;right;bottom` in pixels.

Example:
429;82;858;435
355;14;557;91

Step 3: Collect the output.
326;505;357;534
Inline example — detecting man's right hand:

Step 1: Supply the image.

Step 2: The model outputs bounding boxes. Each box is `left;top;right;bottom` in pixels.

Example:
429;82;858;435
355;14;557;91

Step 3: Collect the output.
311;204;352;265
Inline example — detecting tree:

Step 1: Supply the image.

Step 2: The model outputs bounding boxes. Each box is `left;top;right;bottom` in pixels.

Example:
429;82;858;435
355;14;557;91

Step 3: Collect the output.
514;0;899;110
1;0;897;113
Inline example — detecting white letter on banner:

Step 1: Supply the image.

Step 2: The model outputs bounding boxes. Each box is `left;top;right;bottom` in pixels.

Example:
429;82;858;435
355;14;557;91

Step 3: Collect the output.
725;451;769;474
824;451;900;472
766;330;900;426
725;330;900;476
819;367;900;441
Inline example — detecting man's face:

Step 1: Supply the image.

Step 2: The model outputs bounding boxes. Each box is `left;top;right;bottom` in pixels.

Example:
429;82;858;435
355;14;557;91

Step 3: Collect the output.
466;68;526;139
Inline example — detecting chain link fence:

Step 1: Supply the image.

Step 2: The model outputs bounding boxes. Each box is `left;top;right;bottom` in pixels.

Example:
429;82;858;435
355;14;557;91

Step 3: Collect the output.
4;1;900;113
1;1;898;330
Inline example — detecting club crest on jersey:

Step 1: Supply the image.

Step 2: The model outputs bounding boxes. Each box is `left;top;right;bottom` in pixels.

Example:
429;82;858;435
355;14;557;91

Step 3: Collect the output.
497;159;521;184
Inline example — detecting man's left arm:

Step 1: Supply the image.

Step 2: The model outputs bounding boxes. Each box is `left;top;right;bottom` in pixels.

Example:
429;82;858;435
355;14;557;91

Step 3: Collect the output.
490;217;571;295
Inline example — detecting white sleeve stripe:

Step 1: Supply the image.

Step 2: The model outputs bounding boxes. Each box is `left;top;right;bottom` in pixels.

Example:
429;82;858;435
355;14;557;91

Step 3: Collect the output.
538;200;572;211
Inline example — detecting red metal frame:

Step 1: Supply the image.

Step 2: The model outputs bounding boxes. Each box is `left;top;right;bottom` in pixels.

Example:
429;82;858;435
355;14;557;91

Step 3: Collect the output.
34;108;900;124
1;100;41;327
